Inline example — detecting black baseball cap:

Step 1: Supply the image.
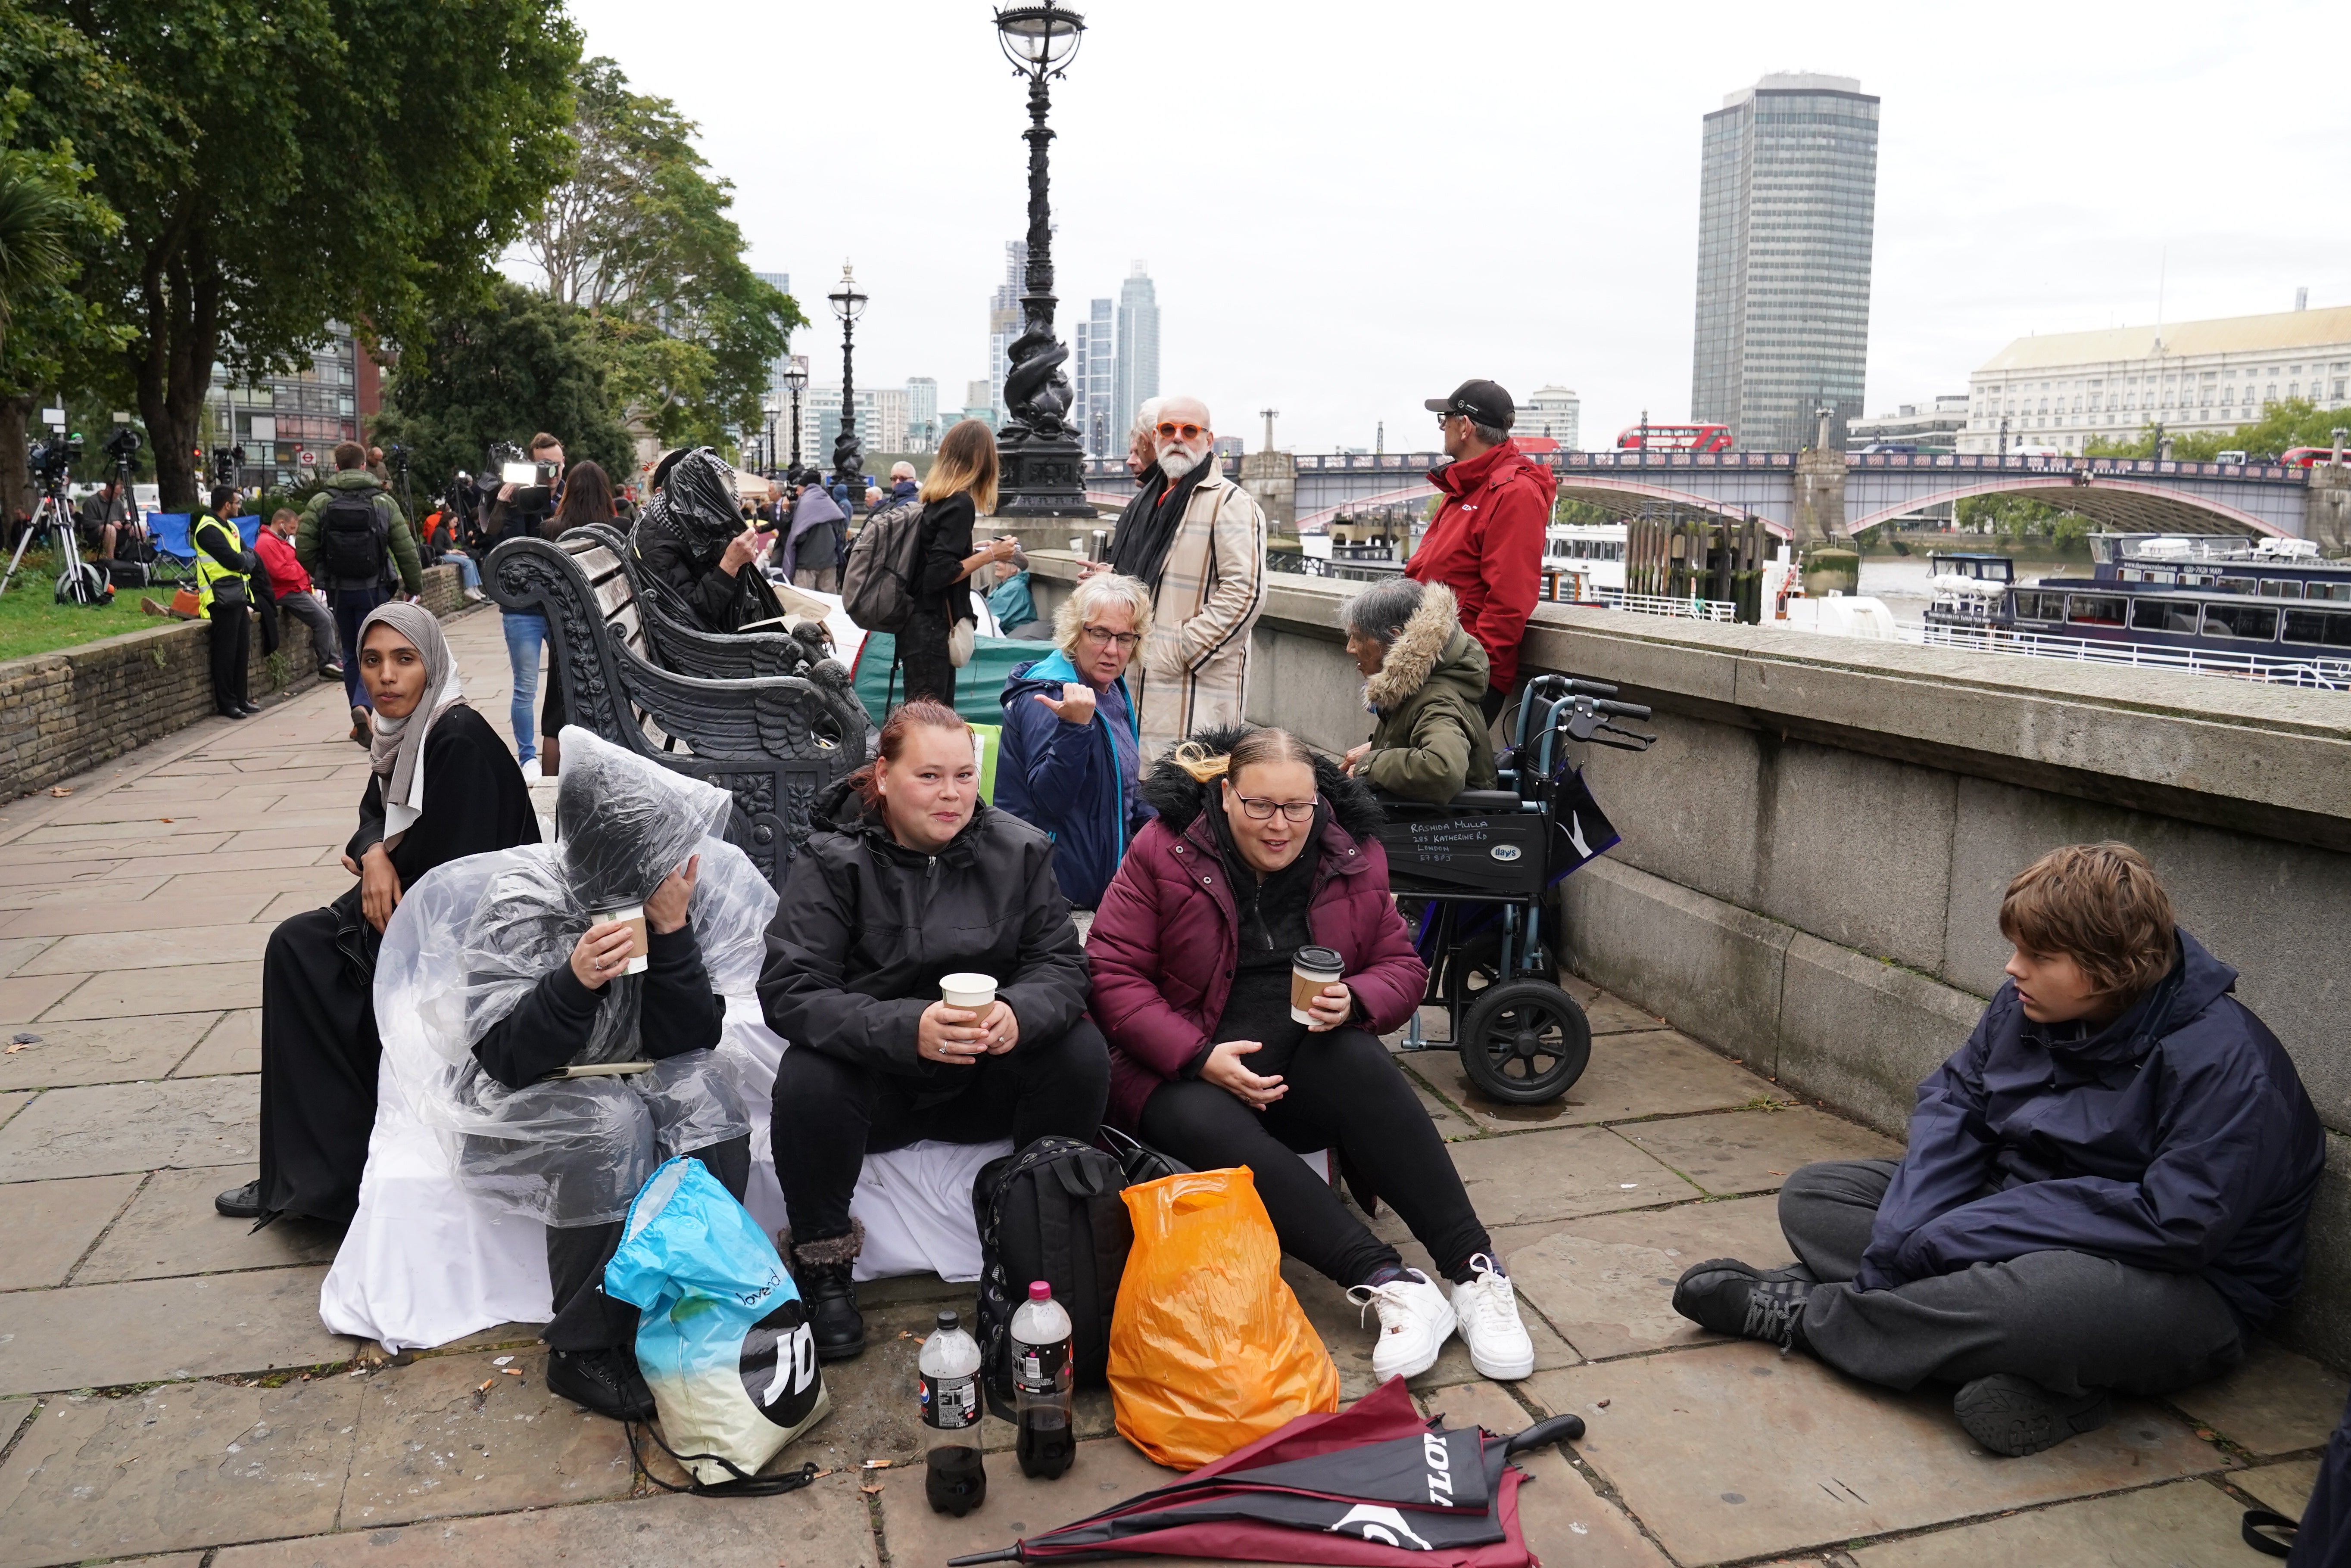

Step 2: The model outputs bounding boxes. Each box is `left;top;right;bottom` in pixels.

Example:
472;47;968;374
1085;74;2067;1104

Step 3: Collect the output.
1424;380;1515;431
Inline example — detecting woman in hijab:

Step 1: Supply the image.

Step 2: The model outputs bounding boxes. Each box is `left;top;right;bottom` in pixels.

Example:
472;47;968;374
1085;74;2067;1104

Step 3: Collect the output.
629;448;787;635
217;602;539;1227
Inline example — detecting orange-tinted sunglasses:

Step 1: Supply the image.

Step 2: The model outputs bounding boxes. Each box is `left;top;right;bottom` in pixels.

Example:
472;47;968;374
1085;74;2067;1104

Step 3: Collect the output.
1155;421;1207;440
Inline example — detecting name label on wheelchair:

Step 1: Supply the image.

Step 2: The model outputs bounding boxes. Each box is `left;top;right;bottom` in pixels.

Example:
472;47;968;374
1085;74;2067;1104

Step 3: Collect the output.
1376;812;1550;897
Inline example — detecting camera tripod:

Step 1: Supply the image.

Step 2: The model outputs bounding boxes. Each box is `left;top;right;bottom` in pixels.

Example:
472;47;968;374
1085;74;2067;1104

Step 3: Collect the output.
0;477;108;604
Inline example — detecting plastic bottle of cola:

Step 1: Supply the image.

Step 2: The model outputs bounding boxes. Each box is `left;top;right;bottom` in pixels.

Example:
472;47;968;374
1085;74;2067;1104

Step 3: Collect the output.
1010;1281;1076;1478
919;1309;982;1431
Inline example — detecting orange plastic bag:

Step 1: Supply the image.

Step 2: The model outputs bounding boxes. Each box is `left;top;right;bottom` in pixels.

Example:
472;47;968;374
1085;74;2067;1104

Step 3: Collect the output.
1107;1166;1340;1470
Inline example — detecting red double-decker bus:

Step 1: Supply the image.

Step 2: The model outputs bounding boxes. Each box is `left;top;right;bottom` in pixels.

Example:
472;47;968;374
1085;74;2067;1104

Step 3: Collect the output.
1615;423;1731;453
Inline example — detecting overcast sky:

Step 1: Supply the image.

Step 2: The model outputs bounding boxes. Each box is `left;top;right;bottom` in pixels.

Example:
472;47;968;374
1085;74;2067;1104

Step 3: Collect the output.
557;0;2348;454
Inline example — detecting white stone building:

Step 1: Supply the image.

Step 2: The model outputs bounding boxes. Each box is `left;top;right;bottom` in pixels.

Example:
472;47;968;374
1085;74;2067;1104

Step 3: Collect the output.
1514;386;1582;448
1961;305;2351;454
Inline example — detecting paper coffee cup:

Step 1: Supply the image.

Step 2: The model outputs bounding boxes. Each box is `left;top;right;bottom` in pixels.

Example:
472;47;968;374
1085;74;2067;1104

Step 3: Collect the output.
594;904;650;976
1290;946;1346;1024
939;973;998;1012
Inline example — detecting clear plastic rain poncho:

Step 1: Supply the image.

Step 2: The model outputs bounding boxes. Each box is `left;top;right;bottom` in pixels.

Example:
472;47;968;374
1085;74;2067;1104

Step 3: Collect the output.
377;727;774;1227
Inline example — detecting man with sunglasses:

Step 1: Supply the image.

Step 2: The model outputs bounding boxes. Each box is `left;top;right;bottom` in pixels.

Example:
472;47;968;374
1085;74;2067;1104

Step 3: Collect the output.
1097;396;1268;760
1407;380;1556;724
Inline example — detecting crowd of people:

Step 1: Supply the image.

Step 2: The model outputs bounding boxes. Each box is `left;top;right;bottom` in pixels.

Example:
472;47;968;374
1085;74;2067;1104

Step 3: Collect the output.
208;383;2336;1507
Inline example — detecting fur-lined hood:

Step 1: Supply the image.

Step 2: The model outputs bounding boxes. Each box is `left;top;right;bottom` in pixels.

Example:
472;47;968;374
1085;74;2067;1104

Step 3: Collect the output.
1137;724;1387;841
1363;582;1488;713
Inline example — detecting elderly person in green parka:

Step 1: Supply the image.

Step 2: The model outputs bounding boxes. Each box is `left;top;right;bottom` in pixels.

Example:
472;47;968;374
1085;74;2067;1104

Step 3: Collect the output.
1341;578;1498;803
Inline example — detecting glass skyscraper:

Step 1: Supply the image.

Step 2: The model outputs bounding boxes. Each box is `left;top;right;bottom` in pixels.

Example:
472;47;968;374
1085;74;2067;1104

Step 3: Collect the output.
1115;263;1159;442
1690;74;1879;451
1073;298;1115;456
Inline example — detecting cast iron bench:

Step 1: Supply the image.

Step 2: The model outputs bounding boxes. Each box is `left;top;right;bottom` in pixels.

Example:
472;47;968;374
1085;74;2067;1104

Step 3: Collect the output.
567;523;834;682
484;531;868;894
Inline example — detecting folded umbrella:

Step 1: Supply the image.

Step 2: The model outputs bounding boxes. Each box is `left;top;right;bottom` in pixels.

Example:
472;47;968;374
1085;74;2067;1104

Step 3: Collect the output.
948;1376;1584;1566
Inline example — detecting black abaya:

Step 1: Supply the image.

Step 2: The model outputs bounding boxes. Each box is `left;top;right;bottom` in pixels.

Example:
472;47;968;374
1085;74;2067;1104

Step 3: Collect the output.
256;704;539;1223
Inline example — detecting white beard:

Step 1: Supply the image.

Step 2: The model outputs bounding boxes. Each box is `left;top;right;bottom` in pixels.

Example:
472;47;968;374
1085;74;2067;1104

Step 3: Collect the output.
1160;444;1208;477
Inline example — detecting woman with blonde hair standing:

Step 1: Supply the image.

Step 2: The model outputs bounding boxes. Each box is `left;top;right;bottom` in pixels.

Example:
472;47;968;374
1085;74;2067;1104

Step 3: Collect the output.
901;420;1020;706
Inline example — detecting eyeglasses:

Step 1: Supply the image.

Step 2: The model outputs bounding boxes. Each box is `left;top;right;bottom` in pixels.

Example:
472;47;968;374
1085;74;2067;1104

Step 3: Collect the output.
1232;793;1316;824
1436;411;1462;428
1155;421;1207;441
1079;625;1141;652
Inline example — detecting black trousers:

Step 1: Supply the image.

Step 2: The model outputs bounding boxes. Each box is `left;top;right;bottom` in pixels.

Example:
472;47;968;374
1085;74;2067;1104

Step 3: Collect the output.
208;599;250;713
256;908;377;1224
545;1136;752;1353
770;1020;1110;1241
1780;1159;2245;1398
1138;1027;1491;1290
897;608;957;710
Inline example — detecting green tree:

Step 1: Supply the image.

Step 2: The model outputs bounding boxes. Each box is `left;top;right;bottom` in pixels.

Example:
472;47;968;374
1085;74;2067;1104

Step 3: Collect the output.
374;277;634;495
0;0;579;508
1955;492;2091;546
2089;399;2351;464
519;57;802;454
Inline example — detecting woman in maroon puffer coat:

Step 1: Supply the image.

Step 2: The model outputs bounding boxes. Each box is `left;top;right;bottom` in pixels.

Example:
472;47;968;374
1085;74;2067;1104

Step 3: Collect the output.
1086;725;1535;1384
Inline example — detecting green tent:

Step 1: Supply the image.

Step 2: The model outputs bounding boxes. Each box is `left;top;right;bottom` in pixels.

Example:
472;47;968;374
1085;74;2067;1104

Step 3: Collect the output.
850;632;1045;730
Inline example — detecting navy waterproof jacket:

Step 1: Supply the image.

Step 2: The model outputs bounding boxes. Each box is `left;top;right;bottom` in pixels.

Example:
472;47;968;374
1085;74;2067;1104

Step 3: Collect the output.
996;650;1151;910
1856;930;2324;1331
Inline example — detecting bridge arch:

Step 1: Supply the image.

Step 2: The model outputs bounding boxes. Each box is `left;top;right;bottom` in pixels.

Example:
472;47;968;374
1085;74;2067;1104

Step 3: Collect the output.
1295;476;1793;538
1844;476;2288;539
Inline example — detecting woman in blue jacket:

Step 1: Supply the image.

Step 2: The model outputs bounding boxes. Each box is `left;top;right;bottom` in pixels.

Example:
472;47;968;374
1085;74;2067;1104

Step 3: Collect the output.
996;572;1156;909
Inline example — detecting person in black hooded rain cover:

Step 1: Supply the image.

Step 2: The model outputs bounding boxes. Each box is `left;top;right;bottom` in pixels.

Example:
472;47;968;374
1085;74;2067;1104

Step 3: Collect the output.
628;447;787;634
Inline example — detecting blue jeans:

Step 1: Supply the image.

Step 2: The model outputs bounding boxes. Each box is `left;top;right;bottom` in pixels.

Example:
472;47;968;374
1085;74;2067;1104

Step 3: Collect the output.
502;610;546;762
445;551;481;592
330;585;390;710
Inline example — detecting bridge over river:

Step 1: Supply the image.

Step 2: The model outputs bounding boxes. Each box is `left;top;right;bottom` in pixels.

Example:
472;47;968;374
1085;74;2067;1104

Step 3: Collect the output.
1085;448;2351;544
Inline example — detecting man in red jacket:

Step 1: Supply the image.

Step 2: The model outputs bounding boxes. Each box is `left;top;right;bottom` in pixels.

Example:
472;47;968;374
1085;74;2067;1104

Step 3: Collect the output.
1406;380;1557;723
254;508;344;681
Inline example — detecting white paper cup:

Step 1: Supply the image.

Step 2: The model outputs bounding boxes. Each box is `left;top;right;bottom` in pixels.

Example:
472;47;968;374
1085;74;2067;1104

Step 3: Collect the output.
939;973;998;1012
594;904;650;976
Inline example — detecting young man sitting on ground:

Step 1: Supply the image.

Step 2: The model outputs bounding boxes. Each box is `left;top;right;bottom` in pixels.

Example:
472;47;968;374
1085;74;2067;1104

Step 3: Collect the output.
1671;842;2324;1456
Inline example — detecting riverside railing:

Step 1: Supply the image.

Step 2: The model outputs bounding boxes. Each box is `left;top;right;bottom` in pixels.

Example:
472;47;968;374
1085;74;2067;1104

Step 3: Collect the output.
1914;622;2351;689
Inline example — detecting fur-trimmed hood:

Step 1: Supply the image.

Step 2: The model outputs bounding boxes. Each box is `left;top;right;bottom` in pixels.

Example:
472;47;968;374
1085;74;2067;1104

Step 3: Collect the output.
1363;582;1487;713
1137;724;1387;841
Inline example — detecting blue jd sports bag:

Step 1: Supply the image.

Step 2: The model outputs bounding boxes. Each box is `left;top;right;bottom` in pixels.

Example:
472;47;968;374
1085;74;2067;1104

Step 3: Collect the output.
605;1157;831;1491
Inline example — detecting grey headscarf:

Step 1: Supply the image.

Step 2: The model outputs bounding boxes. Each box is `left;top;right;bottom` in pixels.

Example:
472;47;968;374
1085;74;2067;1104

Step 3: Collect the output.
359;601;467;850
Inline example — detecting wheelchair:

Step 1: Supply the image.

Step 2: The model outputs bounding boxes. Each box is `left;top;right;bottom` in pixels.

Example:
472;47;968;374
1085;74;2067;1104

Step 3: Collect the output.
1373;674;1654;1105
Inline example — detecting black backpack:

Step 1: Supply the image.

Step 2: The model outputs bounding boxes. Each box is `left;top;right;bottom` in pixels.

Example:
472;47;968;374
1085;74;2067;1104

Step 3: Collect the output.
839;495;927;632
318;487;389;587
970;1136;1134;1419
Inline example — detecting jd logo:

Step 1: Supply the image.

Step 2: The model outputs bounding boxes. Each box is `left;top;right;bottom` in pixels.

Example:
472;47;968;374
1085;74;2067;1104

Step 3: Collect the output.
738;1300;821;1425
1489;843;1522;862
1328;1505;1434;1550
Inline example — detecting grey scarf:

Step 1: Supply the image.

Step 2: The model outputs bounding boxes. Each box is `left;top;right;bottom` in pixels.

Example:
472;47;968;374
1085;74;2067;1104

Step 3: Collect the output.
359;601;467;850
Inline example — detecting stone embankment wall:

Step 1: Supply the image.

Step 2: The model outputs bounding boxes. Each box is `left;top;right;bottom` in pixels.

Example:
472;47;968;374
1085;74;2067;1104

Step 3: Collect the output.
1030;553;2351;1368
0;564;465;801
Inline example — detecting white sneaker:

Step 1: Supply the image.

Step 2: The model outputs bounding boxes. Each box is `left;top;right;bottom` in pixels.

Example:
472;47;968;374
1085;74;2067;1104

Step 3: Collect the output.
1450;1254;1535;1381
1347;1270;1456;1381
519;758;543;781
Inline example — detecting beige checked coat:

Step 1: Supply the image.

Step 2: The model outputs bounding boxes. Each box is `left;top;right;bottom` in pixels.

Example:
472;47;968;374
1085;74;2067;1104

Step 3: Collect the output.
1131;466;1268;761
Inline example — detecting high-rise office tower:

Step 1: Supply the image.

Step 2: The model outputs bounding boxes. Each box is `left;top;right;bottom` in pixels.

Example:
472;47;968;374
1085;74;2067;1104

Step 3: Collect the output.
905;377;939;451
1114;262;1160;441
1073;298;1115;456
1690;73;1879;451
755;270;793;404
988;240;1026;424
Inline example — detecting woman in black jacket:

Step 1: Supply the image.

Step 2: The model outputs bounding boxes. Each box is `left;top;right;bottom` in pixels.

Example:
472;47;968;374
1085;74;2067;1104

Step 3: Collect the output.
900;420;1019;707
219;603;538;1227
760;699;1107;1360
629;448;785;635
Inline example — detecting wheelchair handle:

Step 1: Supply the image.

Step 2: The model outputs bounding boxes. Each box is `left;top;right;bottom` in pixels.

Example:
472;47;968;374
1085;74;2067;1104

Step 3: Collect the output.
1594;697;1651;721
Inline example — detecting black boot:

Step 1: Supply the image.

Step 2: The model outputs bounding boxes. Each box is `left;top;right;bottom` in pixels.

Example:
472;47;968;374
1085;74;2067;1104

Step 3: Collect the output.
787;1221;866;1362
546;1347;655;1421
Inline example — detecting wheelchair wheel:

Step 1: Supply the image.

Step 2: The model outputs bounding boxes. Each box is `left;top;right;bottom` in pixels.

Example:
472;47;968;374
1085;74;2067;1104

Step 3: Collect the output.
1458;980;1590;1104
1444;932;1553;1020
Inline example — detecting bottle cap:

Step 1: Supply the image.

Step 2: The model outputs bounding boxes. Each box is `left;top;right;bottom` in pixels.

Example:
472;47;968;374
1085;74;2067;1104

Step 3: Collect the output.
936;1310;960;1332
1028;1281;1051;1302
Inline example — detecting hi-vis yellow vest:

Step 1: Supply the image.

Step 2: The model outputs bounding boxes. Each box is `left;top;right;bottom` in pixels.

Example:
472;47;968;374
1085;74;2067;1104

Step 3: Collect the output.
192;512;249;613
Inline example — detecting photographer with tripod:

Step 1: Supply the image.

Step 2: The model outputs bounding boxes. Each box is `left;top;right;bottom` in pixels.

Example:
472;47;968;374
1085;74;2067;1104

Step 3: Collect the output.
298;441;424;745
0;431;110;605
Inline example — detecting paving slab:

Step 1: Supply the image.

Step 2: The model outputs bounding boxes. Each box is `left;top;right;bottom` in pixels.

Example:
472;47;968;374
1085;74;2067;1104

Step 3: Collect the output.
1848;1475;2254;1566
340;1347;633;1528
0;1013;213;1091
0;1395;28;1445
0;1089;28;1129
0;1266;358;1396
39;959;266;1020
155;867;352;905
1284;1252;1581;1402
0;1075;257;1180
16;817;183;846
0;936;56;977
0;1171;143;1288
173;1007;263;1077
1409;1027;1788;1134
1441;1125;1699;1226
1615;1106;1902;1197
1502;1193;1796;1360
2236;1456;2321;1517
0;832;231;865
0;973;85;1025
215;1475;883;1567
0;1378;361;1568
84;846;337;881
1400;1068;1478;1140
1524;1341;2226;1565
2167;1339;2351;1457
1421;1379;1672;1568
17;922;275;974
258;889;343;922
75;1165;341;1283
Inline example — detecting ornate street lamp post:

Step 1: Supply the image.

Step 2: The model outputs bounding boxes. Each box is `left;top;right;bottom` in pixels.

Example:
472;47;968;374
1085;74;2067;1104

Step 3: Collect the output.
784;359;808;475
991;5;1095;519
827;263;866;495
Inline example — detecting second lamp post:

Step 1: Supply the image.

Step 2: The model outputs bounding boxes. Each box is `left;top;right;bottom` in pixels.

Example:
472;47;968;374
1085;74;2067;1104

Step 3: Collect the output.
828;262;866;499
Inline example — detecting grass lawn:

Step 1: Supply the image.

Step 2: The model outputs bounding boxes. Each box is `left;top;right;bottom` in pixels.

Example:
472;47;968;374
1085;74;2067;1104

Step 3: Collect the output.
0;549;174;661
